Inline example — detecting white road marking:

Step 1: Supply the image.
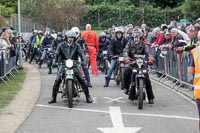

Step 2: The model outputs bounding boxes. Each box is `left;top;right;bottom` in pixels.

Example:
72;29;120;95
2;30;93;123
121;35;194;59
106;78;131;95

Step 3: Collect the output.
104;97;127;103
97;106;142;133
36;104;199;121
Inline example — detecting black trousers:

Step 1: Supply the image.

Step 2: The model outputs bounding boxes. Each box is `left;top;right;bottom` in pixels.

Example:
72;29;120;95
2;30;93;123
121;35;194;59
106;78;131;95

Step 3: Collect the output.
123;67;154;100
52;66;90;97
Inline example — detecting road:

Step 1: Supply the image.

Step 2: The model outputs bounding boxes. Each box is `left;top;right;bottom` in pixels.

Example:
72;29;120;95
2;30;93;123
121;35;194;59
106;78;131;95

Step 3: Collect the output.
16;64;199;133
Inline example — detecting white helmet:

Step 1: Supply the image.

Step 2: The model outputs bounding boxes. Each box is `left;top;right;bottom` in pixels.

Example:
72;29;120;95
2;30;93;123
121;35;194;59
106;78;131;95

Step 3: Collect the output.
71;27;80;38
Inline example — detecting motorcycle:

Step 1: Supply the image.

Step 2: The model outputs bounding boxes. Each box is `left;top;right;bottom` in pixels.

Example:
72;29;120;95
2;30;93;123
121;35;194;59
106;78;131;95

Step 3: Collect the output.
58;59;82;108
97;50;109;75
129;54;148;109
112;55;125;90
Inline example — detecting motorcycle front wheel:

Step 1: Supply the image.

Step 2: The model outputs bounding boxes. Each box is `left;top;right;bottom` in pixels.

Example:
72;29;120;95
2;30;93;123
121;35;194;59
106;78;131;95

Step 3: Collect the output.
67;79;73;108
138;78;144;110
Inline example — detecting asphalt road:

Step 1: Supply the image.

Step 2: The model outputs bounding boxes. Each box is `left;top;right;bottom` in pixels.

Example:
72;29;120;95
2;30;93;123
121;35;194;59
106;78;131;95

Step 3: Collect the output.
16;64;199;133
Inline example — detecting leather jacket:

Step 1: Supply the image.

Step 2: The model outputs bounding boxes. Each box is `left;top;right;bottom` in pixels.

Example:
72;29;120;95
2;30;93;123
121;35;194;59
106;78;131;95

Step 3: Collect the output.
56;41;86;64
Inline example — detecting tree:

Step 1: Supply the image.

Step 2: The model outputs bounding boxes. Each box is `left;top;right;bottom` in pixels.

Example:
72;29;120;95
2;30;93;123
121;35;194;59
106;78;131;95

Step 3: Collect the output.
182;0;200;21
0;0;17;17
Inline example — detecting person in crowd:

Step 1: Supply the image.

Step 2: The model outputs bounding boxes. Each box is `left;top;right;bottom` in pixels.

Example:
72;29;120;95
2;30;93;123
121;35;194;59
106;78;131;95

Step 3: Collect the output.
104;28;127;87
38;31;54;68
151;27;165;75
71;27;92;87
97;32;109;71
29;31;44;64
176;27;196;52
48;31;92;104
25;30;38;62
48;32;64;74
123;31;155;104
188;43;200;131
0;32;12;50
5;29;17;67
81;24;99;76
194;24;200;43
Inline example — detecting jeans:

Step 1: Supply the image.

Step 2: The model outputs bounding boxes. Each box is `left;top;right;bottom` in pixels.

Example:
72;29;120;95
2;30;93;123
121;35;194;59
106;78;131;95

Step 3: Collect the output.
106;59;117;78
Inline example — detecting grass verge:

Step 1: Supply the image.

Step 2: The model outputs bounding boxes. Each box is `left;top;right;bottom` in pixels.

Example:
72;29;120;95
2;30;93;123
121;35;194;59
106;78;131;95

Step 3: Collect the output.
0;70;26;109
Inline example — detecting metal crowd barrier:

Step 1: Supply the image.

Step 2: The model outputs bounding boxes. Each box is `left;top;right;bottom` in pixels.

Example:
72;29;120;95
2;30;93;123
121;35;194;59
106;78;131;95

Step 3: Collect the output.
150;48;194;99
0;49;18;85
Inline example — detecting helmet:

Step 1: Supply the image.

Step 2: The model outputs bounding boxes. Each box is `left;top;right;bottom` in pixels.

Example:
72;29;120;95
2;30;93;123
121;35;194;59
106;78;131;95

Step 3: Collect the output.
57;32;62;37
99;32;106;38
71;27;80;38
115;27;124;34
33;30;38;33
65;30;76;38
132;31;142;38
38;31;43;35
45;31;51;36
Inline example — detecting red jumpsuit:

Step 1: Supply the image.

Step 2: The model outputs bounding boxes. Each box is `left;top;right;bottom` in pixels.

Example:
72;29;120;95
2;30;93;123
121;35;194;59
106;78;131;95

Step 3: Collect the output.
81;29;99;75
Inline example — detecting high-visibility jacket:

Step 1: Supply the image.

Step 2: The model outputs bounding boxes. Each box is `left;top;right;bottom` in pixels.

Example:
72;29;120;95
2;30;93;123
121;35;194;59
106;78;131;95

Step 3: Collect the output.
34;36;44;48
81;29;99;52
191;46;200;99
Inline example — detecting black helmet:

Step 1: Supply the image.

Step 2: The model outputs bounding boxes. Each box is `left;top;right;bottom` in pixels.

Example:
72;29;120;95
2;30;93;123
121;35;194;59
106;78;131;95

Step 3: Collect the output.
57;32;62;37
65;30;76;38
132;31;142;38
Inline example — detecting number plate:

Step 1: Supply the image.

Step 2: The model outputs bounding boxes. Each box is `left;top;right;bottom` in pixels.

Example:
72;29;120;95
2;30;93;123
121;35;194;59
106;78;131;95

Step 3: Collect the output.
119;57;124;61
66;70;74;74
103;51;107;54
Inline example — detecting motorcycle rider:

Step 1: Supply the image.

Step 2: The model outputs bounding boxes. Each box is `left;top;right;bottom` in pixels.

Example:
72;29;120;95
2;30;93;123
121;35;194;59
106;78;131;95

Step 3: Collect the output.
97;32;109;71
48;30;93;104
29;31;44;64
123;31;155;104
25;30;37;62
71;27;92;87
104;28;127;87
48;32;64;74
38;31;55;68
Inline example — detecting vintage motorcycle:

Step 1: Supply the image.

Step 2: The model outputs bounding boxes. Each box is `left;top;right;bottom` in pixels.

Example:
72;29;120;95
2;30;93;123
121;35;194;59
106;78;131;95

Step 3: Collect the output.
58;59;82;108
129;54;148;109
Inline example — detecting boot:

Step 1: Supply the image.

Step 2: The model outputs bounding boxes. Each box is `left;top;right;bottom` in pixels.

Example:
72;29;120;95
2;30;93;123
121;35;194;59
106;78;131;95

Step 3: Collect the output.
86;95;93;103
38;60;42;68
83;87;93;103
104;77;110;87
48;83;59;104
87;82;92;88
48;69;52;74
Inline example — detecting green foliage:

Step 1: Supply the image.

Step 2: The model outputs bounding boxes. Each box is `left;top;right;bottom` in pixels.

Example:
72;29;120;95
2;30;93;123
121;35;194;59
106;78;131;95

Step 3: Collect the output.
0;0;17;16
182;0;200;21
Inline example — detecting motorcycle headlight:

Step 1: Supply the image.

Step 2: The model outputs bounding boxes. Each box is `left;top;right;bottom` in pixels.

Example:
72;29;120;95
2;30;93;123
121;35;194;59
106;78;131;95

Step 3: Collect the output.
48;48;51;51
118;57;124;62
65;59;73;68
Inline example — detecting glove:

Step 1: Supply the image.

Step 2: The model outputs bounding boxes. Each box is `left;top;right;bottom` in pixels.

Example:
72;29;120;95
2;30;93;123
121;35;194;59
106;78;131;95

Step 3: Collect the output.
147;56;155;65
52;63;58;68
124;57;131;64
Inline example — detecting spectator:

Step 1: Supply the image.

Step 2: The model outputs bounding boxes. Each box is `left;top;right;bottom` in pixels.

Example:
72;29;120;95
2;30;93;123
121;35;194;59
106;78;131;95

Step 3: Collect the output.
194;24;200;43
176;27;196;52
151;27;165;75
0;32;13;64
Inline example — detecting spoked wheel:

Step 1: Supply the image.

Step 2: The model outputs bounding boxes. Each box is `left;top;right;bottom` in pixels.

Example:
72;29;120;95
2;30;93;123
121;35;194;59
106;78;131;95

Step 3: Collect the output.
104;59;109;75
138;78;144;110
120;67;124;90
67;79;73;108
